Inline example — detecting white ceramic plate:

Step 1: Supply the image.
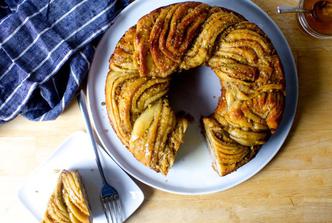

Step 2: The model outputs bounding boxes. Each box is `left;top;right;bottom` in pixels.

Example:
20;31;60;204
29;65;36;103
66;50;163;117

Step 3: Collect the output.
18;131;144;222
87;0;298;195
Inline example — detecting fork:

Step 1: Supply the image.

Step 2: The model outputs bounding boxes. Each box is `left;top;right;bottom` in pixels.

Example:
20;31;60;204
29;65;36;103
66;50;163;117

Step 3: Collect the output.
77;90;124;223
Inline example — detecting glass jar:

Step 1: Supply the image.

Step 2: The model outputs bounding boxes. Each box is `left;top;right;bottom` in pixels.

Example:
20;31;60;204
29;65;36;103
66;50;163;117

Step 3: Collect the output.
297;0;332;39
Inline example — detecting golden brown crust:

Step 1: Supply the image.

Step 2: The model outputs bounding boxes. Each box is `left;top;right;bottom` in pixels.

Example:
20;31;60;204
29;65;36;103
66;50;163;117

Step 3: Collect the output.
105;2;285;176
181;7;244;69
135;9;161;76
135;2;210;77
110;27;138;73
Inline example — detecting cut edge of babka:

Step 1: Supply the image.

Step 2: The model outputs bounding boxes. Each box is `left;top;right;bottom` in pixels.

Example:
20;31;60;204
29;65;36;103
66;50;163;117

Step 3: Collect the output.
159;115;189;175
128;99;189;175
202;117;259;176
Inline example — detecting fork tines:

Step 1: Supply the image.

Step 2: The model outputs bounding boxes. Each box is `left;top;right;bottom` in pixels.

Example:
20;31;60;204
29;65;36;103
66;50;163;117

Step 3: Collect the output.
101;195;124;223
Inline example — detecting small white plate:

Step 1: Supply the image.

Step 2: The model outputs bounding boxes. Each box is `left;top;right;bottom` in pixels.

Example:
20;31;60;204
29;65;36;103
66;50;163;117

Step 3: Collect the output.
87;0;298;195
18;131;144;222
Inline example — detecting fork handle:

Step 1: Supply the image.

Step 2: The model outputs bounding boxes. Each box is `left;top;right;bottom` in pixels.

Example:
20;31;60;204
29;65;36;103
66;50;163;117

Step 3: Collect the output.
77;90;108;185
277;6;311;14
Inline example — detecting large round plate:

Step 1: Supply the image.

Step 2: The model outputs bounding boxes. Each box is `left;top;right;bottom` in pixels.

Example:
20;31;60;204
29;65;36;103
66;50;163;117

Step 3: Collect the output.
87;0;298;195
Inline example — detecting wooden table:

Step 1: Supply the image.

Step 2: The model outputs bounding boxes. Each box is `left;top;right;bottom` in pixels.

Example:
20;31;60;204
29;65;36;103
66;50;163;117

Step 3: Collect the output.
1;1;332;222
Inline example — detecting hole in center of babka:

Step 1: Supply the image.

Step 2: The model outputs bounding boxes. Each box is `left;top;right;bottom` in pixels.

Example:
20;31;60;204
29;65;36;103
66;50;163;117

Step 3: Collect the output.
168;66;221;121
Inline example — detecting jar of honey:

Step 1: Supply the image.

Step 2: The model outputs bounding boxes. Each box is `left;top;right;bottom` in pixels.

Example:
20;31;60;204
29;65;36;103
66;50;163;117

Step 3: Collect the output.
297;0;332;39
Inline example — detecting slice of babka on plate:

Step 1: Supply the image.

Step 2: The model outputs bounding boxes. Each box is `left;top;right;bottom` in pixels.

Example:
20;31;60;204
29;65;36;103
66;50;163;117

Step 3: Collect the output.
41;170;91;223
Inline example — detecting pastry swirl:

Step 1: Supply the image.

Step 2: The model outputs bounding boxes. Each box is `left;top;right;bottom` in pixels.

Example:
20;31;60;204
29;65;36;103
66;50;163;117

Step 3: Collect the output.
105;2;285;176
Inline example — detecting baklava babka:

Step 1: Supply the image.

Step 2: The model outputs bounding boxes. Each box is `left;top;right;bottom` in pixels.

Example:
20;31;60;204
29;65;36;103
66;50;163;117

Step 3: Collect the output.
41;170;91;223
105;2;285;176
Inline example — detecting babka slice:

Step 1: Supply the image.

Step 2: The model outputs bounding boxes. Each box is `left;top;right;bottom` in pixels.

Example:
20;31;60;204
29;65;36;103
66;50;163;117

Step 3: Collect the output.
41;170;91;223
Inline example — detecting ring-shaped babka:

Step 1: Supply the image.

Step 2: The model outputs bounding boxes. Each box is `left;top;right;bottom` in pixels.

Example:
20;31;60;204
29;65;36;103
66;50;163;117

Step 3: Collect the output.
105;2;285;176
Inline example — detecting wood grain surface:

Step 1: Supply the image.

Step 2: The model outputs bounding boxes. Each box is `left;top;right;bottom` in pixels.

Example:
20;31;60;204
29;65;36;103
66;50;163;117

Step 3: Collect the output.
1;0;332;222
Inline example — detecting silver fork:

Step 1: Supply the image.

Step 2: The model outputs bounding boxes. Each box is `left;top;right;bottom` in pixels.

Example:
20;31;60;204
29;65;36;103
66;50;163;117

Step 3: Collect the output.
77;90;124;223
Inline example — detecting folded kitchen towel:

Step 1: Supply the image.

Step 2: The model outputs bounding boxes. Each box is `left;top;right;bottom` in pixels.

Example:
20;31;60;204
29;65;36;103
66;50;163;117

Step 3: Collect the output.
0;0;129;123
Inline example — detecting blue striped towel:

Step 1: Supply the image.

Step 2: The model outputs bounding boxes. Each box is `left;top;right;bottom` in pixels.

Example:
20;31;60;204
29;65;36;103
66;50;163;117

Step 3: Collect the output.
0;0;129;123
